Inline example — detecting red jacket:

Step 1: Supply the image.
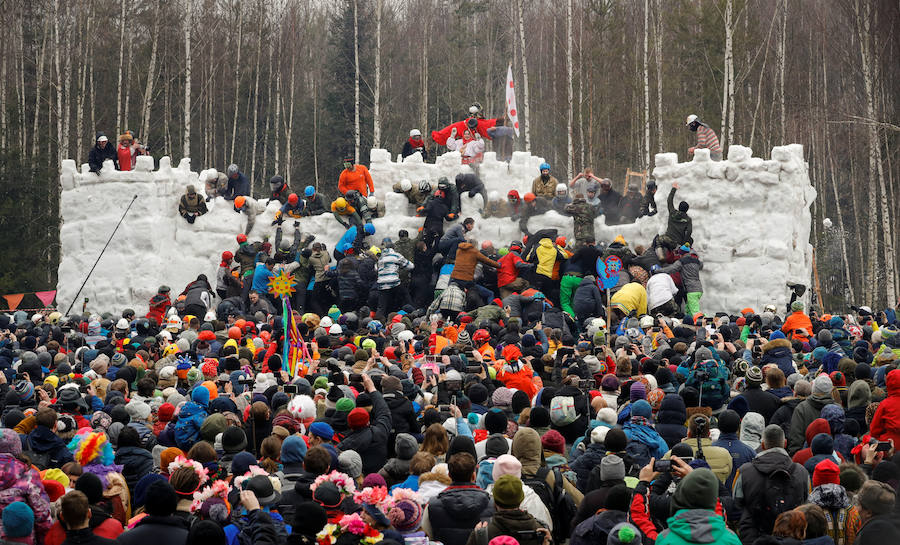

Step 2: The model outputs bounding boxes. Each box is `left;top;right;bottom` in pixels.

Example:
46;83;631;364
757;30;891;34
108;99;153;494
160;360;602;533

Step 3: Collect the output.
117;144;133;171
871;369;900;447
497;252;525;287
45;517;123;545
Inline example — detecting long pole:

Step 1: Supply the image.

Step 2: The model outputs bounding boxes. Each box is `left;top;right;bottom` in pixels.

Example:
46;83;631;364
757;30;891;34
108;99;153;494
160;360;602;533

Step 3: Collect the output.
606;288;612;346
64;195;138;315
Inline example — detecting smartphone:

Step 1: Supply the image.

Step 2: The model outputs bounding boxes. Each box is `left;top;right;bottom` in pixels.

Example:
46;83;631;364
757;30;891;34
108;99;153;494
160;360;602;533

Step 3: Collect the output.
876;441;893;452
580;379;596;389
653;459;672;472
516;530;541;540
466;366;482;374
283;384;298;394
350;373;363;382
237;378;254;386
425;369;435;380
437;404;450;412
677;456;694;465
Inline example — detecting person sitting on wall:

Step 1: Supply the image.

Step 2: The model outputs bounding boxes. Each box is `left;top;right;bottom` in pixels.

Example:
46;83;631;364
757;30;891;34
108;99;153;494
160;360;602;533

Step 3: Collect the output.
178;185;208;224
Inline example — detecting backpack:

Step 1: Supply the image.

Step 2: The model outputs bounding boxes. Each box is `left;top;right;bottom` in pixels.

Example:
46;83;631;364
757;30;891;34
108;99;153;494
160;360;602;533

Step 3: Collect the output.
686;359;728;409
753;467;804;532
625;440;653;471
22;436;51;470
476;458;496;488
523;467;577;542
550;396;578;426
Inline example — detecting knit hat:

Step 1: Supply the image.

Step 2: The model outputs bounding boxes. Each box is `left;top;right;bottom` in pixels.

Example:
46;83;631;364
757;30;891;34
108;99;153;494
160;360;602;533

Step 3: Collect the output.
607;522;641;545
1;501;34;538
511;390;530;414
362;474;386;489
309;421;335;441
281;436;308;464
0;428;22;457
746;366;763;385
291;501;328;537
813;374;834;395
601;374;619;391
591;425;610;445
629;382;646;402
381;375;402;393
347;408;370;429
492;474;525;508
159;447;185;473
492;387;514;407
631;400;652;419
338;450;363;478
221;427;247;454
671;468;719;513
840;468;866;493
231;451;258;477
157;402;175;423
541;430;566;454
813;458;841;488
387;498;423;532
313;482;343;509
855;363;872;380
42;479;65;502
335;397;356;413
492;454;522;480
717;410;741;434
485;434;510;457
529;406;550;428
468;383;489;404
600;454;626;481
484;409;508;434
126;399;151;422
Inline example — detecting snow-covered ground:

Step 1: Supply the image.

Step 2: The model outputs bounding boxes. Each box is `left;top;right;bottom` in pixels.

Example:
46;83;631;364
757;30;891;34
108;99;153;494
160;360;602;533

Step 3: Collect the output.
57;145;815;316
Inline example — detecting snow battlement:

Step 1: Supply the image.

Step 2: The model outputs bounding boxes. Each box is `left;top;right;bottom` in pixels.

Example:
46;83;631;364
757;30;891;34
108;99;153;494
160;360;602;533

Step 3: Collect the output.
57;145;815;315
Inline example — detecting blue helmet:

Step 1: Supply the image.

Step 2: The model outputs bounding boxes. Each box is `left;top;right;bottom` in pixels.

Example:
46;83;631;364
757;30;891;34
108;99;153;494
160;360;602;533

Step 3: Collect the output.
304;185;315;197
539;162;551;172
363;223;375;235
367;320;383;333
650;264;660;274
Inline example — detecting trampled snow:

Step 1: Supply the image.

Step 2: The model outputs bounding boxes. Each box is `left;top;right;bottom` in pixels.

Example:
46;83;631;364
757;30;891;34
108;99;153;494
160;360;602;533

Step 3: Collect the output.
57;146;815;316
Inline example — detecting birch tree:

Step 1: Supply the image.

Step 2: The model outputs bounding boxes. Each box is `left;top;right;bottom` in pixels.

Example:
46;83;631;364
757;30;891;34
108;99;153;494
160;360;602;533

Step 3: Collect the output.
116;0;126;134
140;0;163;144
516;0;531;151
373;0;382;149
230;3;244;162
566;0;574;180
654;0;663;153
182;0;192;159
642;0;651;170
720;0;734;150
353;0;361;163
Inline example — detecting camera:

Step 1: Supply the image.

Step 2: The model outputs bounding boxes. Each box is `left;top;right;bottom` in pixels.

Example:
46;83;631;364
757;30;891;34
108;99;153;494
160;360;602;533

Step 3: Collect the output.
283;384;299;394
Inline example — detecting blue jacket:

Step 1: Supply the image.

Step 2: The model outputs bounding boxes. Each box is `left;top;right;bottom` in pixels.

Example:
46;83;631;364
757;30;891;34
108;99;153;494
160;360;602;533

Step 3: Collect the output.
712;432;756;490
623;422;669;460
225;172;250;200
251;263;273;292
174;402;208;450
336;226;360;254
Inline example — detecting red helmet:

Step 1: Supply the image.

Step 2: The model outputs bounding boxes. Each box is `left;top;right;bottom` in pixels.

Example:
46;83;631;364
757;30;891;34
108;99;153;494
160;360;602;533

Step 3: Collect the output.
288;193;299;205
523;192;536;203
555;236;567;247
221;251;234;262
507;190;520;201
236;234;247;244
473;329;490;342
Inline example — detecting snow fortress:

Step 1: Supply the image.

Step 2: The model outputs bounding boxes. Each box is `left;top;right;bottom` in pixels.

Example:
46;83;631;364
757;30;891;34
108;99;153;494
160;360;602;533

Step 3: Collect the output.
57;145;816;316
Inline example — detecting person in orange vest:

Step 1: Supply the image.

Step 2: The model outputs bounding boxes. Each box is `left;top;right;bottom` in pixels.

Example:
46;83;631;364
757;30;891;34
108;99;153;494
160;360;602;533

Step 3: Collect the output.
781;300;814;342
494;344;540;399
474;329;496;361
338;157;374;196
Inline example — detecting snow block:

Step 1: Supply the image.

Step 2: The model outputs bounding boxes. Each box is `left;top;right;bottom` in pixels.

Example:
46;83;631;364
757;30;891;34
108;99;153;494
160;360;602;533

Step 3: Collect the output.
57;145;816;315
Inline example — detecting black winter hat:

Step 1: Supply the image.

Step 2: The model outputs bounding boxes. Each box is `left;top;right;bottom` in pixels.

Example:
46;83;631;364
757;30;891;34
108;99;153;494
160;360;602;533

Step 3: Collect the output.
529;406;550;428
510;390;530;414
291;501;328;537
144;480;178;517
717;410;741;434
222;427;247;453
187;521;226;545
467;383;488;404
484;409;508;434
75;472;104;504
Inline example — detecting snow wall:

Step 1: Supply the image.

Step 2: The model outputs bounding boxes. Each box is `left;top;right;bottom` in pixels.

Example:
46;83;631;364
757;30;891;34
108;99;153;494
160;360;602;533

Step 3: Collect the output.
57;145;816;316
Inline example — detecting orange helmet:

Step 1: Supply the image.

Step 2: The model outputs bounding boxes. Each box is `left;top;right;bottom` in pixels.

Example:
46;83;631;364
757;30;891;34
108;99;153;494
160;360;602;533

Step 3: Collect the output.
235;196;246;209
555;236;567;247
523;192;536;203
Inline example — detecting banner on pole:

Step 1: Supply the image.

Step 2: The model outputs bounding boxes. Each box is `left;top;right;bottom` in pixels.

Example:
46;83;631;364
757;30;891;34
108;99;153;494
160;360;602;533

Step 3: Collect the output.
506;64;520;137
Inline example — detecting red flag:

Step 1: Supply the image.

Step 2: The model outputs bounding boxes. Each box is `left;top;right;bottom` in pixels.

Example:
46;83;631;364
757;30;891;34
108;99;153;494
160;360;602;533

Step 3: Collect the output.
431;117;498;146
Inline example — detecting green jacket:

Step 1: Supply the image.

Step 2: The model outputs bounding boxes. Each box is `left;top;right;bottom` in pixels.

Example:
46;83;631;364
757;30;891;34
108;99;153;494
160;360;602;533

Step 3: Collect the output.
664;188;693;246
656;509;741;545
566;198;596;242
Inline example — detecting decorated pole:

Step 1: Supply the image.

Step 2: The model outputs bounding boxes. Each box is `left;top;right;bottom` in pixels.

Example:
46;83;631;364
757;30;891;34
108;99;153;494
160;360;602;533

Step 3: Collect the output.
596;255;622;346
268;270;298;377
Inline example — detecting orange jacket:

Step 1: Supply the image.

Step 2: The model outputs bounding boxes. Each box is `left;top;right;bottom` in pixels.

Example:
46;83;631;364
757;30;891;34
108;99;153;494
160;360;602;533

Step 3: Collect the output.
338;165;374;195
781;311;813;341
496;364;540;398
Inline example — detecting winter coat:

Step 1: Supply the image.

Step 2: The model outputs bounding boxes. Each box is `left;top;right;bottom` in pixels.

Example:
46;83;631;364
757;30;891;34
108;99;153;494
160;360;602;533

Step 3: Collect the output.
619;192;642;223
847;381;871;434
24;425;75;467
59;527;118;545
45;508;123;545
179;192;208;217
656;509;740;545
402;138;429;161
570;510;628;545
647;273;679;311
379;434;417;486
669;437;733;484
806;484;860;545
572;276;604;321
788;394;835;454
656;395;689;449
870;369;900;447
663;188;693;246
712;433;757;490
225;172;250;200
771;397;804;439
338;165;374;195
114;446;153;491
609;282;648;316
0;454;53;539
565;199;597;243
424;485;494;545
376;249;413;290
531;175;559;199
792;418;833;467
761;339;798;380
624;421;670;461
88;142;118;172
781;311;814;342
336;391;393;474
497;252;531;288
174;401;208;450
742;386;781;423
309;250;332;283
384;392;418;436
598;189;622;222
734;449;809;543
114;514;189;545
466;508;546;545
854;514;900;545
660;253;703;294
569;443;608;491
451;243;500;282
640;191;658;217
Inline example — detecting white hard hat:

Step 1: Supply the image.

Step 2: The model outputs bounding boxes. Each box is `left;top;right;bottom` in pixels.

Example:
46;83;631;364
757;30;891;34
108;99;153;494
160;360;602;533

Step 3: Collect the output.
320;316;334;328
366;196;377;208
116;318;130;330
409;129;421;137
469;105;479;114
400;179;412;191
328;324;342;335
685;114;699;126
556;183;567;195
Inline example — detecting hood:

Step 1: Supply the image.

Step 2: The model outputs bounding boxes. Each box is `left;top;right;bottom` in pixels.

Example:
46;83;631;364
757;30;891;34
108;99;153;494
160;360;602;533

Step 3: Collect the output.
751;448;795;475
438;487;492;518
739;412;765;448
657;394;687;425
395;433;418;460
28;426;66;451
806;418;831;446
763;338;793;354
820;404;845;435
178;401;207;419
578;510;627;538
665;509;728;544
808;483;851;510
457;242;474;251
511;427;542;475
888;369;900;396
848;380;871;409
539;238;553;248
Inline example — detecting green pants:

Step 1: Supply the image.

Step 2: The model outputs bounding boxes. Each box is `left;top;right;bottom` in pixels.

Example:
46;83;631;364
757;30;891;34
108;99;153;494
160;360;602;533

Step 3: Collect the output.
685;291;703;317
559;274;582;318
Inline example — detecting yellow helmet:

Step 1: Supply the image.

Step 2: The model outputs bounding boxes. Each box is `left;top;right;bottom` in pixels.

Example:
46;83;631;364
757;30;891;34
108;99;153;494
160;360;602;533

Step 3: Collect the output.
334;197;347;210
369;245;381;256
163;343;180;357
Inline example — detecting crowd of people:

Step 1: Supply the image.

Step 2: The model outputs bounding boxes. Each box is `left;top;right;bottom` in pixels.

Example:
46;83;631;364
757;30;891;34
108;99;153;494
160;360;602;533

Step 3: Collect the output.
26;111;894;545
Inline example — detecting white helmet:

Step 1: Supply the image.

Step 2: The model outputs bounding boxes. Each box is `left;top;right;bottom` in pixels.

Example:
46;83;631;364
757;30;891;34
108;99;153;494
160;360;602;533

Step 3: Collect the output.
469;105;479;114
367;196;377;208
556;183;568;196
409;129;422;138
116;318;130;330
685;114;699;126
400;179;412;191
320;316;334;328
328;324;342;335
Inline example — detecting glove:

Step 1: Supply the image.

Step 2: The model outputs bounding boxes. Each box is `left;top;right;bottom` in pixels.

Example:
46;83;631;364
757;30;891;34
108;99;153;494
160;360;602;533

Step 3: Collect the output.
446;213;457;221
416;206;424;216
